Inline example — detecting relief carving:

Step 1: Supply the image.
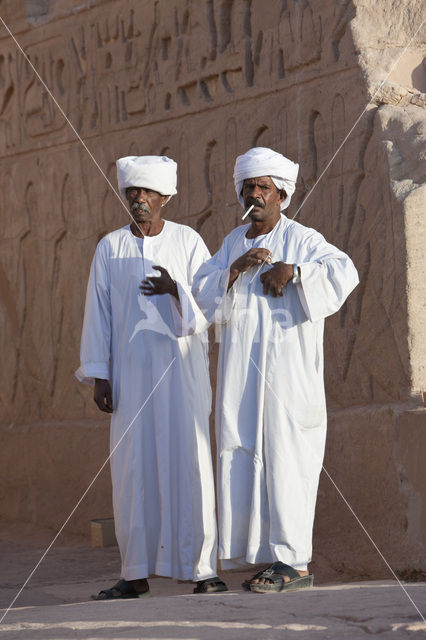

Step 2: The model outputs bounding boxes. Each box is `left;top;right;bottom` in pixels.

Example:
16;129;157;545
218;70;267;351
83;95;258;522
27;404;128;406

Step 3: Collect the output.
0;0;422;419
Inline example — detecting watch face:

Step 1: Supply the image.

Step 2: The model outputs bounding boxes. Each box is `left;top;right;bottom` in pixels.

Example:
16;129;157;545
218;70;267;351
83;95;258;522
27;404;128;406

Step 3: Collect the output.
292;264;299;283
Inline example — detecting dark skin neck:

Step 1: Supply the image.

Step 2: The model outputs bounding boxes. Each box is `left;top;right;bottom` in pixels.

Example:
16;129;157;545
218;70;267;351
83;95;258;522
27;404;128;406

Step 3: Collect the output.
130;218;164;238
245;211;281;238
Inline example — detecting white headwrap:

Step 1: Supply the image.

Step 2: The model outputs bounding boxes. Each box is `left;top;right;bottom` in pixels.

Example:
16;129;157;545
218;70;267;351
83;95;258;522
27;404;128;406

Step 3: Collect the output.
116;155;177;202
233;147;299;210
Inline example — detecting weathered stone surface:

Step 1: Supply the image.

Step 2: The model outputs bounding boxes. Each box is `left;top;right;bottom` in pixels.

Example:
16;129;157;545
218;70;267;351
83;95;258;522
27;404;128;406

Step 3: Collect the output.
315;404;426;578
0;0;424;577
0;420;112;533
1;575;425;639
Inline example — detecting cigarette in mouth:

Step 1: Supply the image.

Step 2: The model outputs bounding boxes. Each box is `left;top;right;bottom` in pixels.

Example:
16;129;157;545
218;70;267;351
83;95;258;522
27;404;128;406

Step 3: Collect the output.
242;204;254;220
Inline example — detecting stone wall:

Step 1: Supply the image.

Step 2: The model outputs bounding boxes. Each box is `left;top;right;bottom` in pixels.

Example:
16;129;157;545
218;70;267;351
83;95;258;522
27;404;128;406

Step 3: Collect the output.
0;0;424;579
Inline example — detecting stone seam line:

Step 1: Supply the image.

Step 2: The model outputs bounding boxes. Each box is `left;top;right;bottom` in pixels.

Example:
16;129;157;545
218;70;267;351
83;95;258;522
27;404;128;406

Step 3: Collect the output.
0;357;176;624
248;356;425;623
0;7;424;624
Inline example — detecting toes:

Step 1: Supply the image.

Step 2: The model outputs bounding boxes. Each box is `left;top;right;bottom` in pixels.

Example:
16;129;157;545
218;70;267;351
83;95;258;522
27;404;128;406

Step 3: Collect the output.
251;578;272;585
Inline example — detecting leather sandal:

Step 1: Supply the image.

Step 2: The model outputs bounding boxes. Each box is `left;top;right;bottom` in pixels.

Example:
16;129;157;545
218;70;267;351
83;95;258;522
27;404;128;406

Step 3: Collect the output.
193;576;228;593
248;562;313;593
91;579;151;600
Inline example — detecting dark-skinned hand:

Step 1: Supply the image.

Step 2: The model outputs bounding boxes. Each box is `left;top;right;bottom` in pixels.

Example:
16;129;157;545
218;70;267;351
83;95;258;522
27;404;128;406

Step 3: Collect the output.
228;248;272;290
259;262;293;297
139;266;179;299
94;378;113;413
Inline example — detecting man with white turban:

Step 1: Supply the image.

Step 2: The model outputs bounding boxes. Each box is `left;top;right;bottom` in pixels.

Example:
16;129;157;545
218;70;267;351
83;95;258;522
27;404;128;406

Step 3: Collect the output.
76;155;227;598
193;147;359;593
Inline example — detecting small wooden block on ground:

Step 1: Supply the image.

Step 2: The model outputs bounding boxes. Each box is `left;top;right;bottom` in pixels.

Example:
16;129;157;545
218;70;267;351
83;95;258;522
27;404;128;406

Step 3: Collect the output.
90;518;117;547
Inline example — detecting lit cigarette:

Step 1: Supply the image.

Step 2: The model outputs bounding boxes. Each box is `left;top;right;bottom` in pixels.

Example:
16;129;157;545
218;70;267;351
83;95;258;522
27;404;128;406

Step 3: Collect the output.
241;204;254;220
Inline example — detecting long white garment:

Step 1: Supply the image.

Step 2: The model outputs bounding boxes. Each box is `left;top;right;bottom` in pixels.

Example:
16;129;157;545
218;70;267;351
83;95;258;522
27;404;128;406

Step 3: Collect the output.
76;221;217;581
193;214;359;570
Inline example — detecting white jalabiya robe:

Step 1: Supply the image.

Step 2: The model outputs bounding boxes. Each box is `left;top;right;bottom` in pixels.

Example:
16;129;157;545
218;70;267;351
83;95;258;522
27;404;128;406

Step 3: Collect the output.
193;214;359;570
76;221;217;581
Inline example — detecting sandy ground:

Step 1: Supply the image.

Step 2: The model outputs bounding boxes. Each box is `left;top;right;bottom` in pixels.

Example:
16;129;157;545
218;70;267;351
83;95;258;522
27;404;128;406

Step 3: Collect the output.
0;518;425;639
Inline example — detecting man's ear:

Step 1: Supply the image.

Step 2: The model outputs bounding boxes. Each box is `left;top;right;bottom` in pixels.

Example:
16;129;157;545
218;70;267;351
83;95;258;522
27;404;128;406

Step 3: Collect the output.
279;189;287;203
161;195;168;207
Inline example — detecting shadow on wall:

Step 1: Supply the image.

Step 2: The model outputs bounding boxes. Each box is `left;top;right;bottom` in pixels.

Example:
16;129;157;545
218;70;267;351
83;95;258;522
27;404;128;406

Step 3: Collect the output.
411;58;426;93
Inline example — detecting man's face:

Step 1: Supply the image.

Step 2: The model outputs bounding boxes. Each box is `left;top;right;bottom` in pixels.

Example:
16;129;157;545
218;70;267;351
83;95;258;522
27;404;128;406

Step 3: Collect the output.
241;176;285;221
125;186;168;223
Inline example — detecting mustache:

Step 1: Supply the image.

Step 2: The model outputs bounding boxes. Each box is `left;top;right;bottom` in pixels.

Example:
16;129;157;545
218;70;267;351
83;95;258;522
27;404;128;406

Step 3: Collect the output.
245;197;264;209
131;202;151;214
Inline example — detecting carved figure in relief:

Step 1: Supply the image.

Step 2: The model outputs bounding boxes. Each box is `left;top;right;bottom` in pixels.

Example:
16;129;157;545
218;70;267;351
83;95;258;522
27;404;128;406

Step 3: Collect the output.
193;147;359;592
16;157;68;418
76;155;228;598
0;171;30;418
0;51;16;150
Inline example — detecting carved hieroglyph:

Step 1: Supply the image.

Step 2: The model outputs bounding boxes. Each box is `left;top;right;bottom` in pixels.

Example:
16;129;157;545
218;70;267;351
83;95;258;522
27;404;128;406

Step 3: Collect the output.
0;0;424;570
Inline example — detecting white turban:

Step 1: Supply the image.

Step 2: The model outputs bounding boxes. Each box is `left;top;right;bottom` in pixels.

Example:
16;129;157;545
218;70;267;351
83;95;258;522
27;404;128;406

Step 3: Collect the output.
234;147;299;211
116;155;177;202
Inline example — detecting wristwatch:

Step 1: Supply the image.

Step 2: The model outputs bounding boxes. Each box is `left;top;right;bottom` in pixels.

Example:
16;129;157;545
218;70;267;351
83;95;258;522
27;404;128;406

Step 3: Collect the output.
292;264;301;284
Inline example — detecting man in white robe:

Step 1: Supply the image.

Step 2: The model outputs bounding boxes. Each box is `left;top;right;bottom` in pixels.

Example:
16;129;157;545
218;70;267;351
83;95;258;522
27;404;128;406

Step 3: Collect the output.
76;155;227;598
193;147;359;593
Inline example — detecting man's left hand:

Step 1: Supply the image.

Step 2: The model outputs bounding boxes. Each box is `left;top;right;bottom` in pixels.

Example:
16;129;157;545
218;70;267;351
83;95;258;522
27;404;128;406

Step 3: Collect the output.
140;266;179;299
259;262;293;297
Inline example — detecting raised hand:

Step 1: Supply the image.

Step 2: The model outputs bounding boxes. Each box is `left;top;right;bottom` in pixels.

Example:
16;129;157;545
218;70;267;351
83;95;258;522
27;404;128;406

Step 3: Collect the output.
228;248;272;290
140;266;179;299
259;262;293;297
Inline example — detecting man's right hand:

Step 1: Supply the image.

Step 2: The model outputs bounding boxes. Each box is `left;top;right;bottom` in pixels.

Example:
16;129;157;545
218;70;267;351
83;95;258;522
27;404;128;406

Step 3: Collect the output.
94;378;113;413
228;248;272;290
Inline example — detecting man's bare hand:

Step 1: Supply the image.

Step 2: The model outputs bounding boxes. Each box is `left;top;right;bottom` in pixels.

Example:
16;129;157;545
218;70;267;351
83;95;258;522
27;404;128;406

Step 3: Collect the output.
140;266;179;299
228;248;272;290
94;378;113;413
259;262;293;297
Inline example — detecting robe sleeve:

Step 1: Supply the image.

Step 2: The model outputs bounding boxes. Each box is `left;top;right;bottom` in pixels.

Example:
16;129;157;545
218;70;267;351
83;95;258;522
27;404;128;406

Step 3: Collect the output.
295;229;359;323
75;240;111;385
192;237;236;324
169;232;212;337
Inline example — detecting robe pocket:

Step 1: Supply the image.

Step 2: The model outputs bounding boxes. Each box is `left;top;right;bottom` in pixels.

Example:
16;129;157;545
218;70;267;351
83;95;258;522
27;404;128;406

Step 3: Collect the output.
290;400;326;430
